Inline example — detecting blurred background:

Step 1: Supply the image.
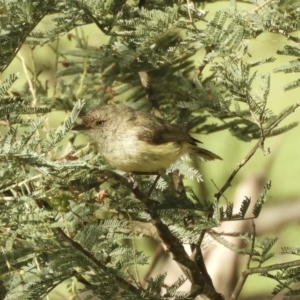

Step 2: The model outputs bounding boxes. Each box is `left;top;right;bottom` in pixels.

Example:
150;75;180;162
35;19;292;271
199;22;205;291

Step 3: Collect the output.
1;1;300;299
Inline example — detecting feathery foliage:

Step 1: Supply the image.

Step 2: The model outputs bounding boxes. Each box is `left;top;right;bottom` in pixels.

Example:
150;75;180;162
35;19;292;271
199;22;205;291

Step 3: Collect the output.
0;0;300;299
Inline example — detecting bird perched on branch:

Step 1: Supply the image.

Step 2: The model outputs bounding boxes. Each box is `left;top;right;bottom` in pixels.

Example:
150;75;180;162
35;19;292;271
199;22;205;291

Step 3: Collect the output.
74;104;221;174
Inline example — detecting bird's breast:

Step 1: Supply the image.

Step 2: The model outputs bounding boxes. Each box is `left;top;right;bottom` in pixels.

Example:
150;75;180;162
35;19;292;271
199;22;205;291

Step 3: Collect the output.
100;132;188;173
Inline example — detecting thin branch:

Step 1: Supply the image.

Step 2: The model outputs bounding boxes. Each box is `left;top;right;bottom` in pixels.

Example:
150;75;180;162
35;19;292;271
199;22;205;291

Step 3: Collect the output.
230;259;300;300
209;229;250;237
211;179;228;203
0;7;49;73
229;221;256;300
128;212;142;288
76;29;88;99
49;39;60;98
249;259;300;274
100;170;223;300
215;103;300;201
0;174;42;193
29;46;38;107
138;71;161;116
74;0;110;34
263;104;300;135
170;170;189;201
18;52;37;105
55;227;141;295
254;0;274;13
247;221;256;269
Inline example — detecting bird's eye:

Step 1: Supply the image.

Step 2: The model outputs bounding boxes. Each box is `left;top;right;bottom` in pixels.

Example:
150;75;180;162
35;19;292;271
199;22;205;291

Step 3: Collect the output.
95;120;105;126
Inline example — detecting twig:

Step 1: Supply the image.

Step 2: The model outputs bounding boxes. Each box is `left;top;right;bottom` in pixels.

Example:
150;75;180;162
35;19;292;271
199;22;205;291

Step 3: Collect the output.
140;245;165;286
0;174;42;193
229;221;256;299
29;46;38;107
128;212;142;287
254;0;273;13
147;175;160;196
209;229;250;237
74;0;110;34
1;7;48;73
172;165;214;287
55;227;141;295
73;270;92;287
230;258;300;300
138;71;161;116
49;39;60;98
211;179;228;203
247;221;256;270
187;0;193;22
76;29;88;99
100;169;223;300
247;259;300;274
215;103;300;201
18;52;37;105
190;243;213;286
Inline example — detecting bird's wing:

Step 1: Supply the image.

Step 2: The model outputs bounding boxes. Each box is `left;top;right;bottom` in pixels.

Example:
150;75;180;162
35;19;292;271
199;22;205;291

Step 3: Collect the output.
162;124;202;145
136;113;201;145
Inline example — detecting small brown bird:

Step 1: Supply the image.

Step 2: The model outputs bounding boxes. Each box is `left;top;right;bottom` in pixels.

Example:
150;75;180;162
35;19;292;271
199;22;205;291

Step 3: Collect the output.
74;104;221;174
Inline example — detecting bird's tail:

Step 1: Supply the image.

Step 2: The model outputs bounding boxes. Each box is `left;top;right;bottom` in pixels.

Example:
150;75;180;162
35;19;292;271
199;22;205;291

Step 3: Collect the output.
193;147;222;161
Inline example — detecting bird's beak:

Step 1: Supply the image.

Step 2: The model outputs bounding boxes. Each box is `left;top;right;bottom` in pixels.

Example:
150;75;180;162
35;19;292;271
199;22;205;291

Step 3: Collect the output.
72;123;90;131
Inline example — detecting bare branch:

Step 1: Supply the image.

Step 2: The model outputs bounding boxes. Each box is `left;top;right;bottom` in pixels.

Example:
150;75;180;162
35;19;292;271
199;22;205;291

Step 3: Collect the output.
215;103;300;201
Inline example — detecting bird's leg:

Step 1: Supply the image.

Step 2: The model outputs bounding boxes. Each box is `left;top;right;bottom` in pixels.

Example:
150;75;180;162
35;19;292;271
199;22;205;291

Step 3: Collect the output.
125;172;138;189
147;175;160;197
125;172;160;196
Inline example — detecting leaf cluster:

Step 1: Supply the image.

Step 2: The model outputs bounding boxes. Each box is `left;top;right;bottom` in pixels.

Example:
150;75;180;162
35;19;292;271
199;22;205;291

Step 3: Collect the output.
0;0;299;299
